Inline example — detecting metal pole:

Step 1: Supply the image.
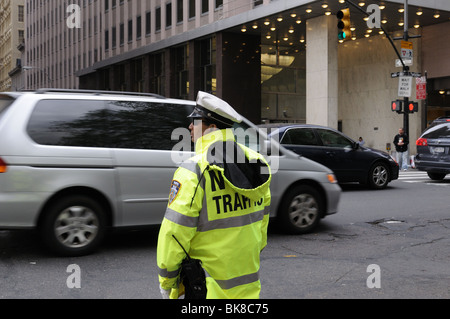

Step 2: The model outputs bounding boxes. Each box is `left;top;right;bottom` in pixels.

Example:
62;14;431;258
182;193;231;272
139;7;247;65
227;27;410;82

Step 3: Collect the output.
403;0;409;142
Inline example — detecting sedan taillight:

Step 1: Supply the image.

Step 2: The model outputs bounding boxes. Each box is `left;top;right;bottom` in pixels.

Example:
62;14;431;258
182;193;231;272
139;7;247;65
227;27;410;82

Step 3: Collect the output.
416;138;428;146
0;157;7;173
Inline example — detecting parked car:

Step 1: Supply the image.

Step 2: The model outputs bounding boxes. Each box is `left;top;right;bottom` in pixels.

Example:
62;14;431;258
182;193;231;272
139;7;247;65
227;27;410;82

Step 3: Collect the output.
0;90;341;256
415;122;450;180
260;124;399;189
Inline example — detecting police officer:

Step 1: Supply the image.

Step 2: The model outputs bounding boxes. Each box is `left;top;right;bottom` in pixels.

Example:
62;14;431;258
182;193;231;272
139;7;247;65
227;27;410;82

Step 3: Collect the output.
157;91;271;299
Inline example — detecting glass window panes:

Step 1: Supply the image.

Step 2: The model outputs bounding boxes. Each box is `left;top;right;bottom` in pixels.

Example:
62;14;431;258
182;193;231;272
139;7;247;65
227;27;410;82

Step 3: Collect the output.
316;129;353;148
26;100;109;147
282;128;318;146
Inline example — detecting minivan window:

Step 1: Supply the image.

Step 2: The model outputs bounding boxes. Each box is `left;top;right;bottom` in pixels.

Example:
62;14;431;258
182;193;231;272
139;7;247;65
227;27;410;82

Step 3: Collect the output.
27;99;109;147
107;101;193;150
0;96;14;121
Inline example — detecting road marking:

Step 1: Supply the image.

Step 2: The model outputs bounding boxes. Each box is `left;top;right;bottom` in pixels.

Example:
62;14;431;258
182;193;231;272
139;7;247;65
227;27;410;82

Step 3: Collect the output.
396;170;450;186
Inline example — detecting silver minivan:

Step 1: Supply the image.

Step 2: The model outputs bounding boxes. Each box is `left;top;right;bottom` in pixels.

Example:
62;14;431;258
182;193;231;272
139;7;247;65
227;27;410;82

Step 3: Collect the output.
0;90;341;256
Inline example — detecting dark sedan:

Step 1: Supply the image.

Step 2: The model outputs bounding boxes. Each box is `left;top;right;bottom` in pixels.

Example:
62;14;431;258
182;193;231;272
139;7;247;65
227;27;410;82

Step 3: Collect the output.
260;124;399;189
415;122;450;180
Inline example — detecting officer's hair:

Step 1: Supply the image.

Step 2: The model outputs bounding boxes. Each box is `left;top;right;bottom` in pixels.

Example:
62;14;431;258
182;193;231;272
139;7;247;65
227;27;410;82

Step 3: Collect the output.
203;119;233;130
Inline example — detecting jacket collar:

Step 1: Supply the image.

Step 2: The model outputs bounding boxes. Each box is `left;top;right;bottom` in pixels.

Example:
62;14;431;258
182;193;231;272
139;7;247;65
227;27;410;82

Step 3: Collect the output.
195;129;235;155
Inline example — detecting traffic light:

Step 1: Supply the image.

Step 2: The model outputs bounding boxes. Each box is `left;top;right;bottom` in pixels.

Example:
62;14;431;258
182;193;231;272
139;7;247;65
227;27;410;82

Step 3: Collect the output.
391;100;402;113
337;8;351;40
408;101;418;113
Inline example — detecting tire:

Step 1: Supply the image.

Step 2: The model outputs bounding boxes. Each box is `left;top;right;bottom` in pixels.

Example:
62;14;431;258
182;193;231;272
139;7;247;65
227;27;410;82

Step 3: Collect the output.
40;195;106;257
278;185;323;234
427;172;446;181
368;162;390;189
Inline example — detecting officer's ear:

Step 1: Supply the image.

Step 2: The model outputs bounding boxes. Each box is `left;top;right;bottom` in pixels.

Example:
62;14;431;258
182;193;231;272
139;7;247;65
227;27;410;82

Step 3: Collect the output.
204;123;218;136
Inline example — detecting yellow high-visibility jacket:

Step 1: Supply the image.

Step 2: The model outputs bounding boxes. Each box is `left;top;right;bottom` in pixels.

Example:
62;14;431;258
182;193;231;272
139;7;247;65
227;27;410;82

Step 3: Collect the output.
157;129;271;299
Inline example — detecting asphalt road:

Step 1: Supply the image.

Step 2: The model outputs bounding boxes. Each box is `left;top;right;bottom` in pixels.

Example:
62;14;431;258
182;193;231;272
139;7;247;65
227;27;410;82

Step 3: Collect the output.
0;170;449;299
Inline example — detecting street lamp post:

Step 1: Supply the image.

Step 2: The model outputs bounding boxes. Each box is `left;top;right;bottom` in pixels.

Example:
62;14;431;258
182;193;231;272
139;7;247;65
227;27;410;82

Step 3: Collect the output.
22;66;53;90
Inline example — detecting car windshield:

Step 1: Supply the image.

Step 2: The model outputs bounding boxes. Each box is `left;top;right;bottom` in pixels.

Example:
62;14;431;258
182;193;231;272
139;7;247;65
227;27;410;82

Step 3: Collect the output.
422;123;450;139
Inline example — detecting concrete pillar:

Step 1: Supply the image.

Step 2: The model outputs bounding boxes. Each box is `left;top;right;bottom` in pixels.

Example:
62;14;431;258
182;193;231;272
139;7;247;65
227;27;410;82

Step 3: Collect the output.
306;15;338;128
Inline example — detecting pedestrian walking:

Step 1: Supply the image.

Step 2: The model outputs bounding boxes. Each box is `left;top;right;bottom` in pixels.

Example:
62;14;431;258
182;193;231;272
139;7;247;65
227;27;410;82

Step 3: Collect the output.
393;128;409;171
157;91;272;299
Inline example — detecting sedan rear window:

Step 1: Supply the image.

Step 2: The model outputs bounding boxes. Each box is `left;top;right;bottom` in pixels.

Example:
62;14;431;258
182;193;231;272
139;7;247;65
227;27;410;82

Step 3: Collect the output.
422;123;450;139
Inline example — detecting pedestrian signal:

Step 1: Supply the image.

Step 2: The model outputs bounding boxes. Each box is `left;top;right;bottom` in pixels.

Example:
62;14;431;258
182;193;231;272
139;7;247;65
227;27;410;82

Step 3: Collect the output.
337;8;351;40
408;102;418;113
391;100;402;113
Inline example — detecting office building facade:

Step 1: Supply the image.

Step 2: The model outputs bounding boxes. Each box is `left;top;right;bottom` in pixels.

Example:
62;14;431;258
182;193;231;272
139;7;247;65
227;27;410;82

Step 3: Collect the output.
0;0;25;91
19;0;450;151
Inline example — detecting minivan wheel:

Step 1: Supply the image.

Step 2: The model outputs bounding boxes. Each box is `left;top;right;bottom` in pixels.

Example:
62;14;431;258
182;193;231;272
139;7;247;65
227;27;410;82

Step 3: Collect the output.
368;162;390;189
40;195;106;257
427;172;446;181
278;185;323;235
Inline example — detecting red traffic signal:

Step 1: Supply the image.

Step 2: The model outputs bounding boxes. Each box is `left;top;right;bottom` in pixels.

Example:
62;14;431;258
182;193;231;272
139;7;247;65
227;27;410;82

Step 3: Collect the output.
408;102;418;113
391;100;402;112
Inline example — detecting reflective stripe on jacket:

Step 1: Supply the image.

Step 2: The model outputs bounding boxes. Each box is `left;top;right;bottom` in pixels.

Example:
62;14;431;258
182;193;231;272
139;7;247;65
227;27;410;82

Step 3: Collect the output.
157;129;271;299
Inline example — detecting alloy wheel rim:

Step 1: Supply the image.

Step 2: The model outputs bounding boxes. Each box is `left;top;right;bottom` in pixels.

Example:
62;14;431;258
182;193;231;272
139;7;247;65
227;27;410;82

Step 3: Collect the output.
54;206;99;248
288;194;318;228
373;166;388;186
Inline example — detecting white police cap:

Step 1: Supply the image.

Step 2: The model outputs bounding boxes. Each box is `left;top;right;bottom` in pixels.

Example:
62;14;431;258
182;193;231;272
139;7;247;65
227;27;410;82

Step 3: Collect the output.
188;91;243;126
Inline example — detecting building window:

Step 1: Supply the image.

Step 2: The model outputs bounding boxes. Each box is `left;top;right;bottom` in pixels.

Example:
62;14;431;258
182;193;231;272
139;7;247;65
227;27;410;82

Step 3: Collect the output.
254;0;263;6
146;11;151;35
166;2;172;28
150;52;165;96
128;19;133;42
105;29;109;50
189;0;195;19
18;30;25;44
202;0;208;14
215;0;223;9
112;26;117;48
155;7;161;32
261;43;306;123
177;0;183;23
120;23;124;46
136;15;142;39
200;37;216;94
175;45;189;99
18;5;24;22
131;58;144;92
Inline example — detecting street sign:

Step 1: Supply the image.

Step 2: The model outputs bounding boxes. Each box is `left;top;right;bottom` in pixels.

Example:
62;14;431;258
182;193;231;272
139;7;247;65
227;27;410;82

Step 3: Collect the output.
416;76;427;100
401;48;413;58
401;40;413;50
398;76;412;97
396;57;413;67
392;71;421;78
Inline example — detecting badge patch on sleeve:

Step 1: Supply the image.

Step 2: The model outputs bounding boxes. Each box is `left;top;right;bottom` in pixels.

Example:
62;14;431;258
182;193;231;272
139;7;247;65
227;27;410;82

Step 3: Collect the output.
168;180;182;206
